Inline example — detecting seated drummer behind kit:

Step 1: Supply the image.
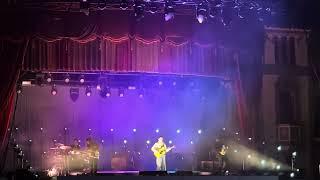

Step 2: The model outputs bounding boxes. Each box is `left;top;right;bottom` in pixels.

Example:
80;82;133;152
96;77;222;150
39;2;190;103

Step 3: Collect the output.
151;136;175;171
86;137;99;174
71;138;81;151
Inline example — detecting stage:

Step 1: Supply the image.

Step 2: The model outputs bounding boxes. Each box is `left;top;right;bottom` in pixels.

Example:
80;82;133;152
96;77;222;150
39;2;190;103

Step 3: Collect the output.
58;176;279;180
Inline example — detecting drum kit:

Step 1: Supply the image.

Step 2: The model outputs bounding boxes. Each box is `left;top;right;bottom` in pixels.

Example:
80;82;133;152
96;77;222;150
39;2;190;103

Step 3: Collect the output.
46;143;93;176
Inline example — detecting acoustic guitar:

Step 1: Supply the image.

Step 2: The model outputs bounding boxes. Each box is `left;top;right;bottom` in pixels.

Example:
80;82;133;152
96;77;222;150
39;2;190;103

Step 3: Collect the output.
153;145;175;158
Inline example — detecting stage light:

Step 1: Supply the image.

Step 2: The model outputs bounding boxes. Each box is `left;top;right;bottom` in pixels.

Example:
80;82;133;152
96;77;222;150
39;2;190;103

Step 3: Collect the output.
290;172;295;178
296;168;300;172
96;84;101;90
40;128;43;131
64;74;70;83
46;73;52;83
101;140;104;143
222;127;226;131
106;88;111;97
292;151;297;157
123;139;127;144
164;1;174;21
88;128;92;131
262;141;266;145
169;140;172;144
16;84;22;94
64;127;68;131
190;141;194;144
28;139;32;143
247;154;252;159
261;159;266;166
128;86;136;90
277;145;282;151
79;75;85;83
146;140;150;144
133;128;137;132
149;2;158;14
118;88;124;97
120;0;128;10
134;2;145;21
176;129;181;134
172;81;176;86
276;164;281;170
155;129;160;133
51;85;57;95
110;128;114;132
235;132;239;135
158;81;163;86
22;81;32;86
198;129;202;134
196;3;208;24
138;89;144;98
85;86;92;97
248;137;252;141
234;149;238;153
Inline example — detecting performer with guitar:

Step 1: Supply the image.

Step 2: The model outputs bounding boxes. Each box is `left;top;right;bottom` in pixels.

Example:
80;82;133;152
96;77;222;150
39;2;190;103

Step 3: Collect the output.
151;136;175;171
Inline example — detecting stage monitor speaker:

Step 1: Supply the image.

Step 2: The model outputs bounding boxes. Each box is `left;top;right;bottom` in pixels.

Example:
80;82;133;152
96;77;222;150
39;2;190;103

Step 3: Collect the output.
139;171;167;176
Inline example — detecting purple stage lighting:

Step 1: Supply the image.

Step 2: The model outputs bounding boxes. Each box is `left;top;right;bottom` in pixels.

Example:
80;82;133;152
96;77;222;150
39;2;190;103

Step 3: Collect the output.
158;81;163;86
51;85;57;95
164;2;174;21
146;140;150;144
110;128;114;132
169;140;172;144
155;129;160;133
46;73;52;83
64;74;70;83
85;87;92;97
196;3;208;24
123;139;127;144
198;129;202;134
96;84;101;91
172;81;177;86
119;89;124;97
79;75;85;83
176;129;181;134
133;128;137;132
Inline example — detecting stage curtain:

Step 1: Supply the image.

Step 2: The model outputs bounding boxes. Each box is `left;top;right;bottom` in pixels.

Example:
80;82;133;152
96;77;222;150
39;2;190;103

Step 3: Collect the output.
0;38;29;167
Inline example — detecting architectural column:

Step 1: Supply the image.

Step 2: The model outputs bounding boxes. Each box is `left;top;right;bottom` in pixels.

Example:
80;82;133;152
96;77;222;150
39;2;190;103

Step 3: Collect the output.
295;36;308;67
264;34;275;64
261;75;278;143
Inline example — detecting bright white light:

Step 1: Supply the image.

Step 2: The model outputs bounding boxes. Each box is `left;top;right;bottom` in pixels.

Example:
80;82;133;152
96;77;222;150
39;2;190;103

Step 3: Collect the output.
247;154;252;159
176;129;181;134
138;152;141;155
146;140;150;144
22;81;32;86
119;93;124;97
261;160;266;165
248;137;252;141
235;132;239;135
190;141;194;144
155;129;160;133
234;149;238;153
101;140;104;143
110;128;114;132
169;140;172;144
86;92;91;97
133;128;137;132
96;84;101;90
222;127;226;131
197;14;205;24
296;169;300;172
80;78;85;83
65;78;70;83
47;77;52;83
40;128;43;131
277;145;282;151
290;172;295;178
198;129;202;134
158;81;163;86
88;128;91;131
106;92;111;97
123;139;127;144
292;151;297;157
64;127;68;131
128;86;136;90
276;165;281;170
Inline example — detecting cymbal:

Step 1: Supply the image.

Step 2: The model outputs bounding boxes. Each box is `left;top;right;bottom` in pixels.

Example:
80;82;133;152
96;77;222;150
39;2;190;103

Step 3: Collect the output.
50;147;60;150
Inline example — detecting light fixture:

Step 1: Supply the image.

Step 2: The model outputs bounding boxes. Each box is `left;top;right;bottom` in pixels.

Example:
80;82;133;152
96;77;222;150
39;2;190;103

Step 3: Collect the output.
110;128;114;132
196;3;208;24
120;0;129;10
155;129;160;133
176;129;181;134
292;151;297;157
164;1;174;21
118;88;124;97
290;172;295;178
85;86;92;97
133;128;137;132
277;145;282;151
134;2;145;21
261;159;266;165
16;84;22;94
124;139;127;144
198;129;202;134
106;87;111;97
138;89;144;98
51;85;57;95
96;84;101;91
276;164;281;170
149;2;158;14
46;73;52;83
169;140;172;144
79;75;85;84
247;154;252;159
158;81;163;86
64;74;70;83
146;140;150;144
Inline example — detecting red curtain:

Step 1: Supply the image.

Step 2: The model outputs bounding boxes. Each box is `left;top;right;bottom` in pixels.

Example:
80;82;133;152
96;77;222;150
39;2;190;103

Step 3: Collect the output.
0;39;29;162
